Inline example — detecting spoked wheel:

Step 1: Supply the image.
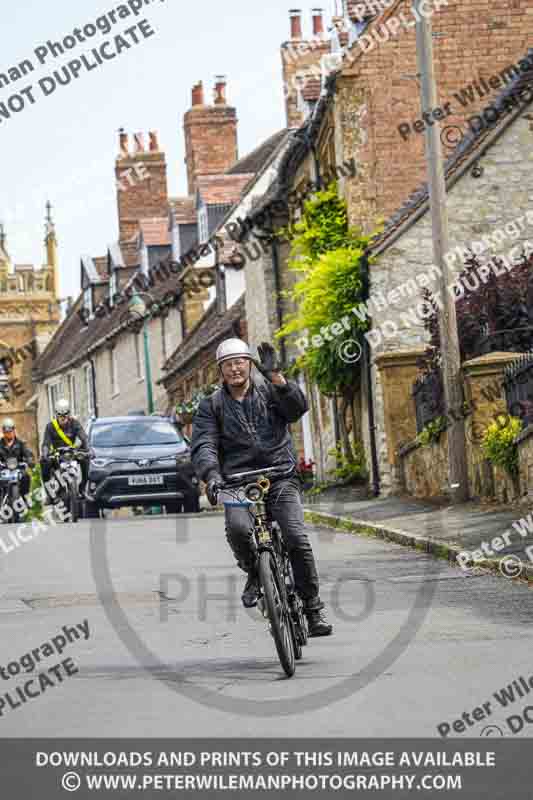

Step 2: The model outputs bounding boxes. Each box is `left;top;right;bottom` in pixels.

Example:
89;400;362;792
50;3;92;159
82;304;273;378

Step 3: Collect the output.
258;550;295;678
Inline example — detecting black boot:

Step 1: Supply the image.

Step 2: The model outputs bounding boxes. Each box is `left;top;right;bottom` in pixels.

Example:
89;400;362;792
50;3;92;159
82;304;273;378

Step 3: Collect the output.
306;607;333;637
242;572;260;609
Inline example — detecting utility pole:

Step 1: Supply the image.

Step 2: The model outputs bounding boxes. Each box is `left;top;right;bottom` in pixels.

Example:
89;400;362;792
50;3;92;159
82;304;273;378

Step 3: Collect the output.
413;0;468;503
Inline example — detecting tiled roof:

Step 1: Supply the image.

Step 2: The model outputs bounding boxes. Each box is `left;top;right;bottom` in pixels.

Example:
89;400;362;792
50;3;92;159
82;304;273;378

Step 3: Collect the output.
169;196;197;224
370;49;533;255
139;217;171;246
227;130;288;175
34;252;184;378
161;295;246;381
196;174;254;206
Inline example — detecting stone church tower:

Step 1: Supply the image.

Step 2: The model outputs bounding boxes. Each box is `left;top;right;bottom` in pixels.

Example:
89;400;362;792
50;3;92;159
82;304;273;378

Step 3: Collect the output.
0;204;61;452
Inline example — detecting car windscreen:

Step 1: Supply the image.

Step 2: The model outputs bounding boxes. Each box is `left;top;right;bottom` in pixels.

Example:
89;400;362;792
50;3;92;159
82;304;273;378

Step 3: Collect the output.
90;420;185;448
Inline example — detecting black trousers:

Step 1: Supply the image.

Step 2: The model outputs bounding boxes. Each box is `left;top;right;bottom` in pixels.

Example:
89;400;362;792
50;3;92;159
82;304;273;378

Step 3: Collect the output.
224;476;323;611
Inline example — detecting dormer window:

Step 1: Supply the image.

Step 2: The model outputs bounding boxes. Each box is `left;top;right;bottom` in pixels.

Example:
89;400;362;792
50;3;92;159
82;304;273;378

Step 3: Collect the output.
83;286;93;317
198;205;209;244
109;270;117;306
172;223;181;261
141;244;149;276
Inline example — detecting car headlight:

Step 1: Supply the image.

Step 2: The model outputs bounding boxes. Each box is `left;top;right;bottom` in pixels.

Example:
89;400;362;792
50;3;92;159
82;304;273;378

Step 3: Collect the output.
6;457;18;470
91;458;110;468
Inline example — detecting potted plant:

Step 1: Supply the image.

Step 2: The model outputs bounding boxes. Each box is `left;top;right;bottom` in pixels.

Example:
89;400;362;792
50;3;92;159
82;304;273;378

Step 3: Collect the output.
175;383;219;425
298;457;316;490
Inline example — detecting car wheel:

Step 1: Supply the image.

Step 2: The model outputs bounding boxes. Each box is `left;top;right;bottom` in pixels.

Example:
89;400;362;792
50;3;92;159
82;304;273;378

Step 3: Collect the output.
164;502;182;514
83;499;101;519
182;495;200;514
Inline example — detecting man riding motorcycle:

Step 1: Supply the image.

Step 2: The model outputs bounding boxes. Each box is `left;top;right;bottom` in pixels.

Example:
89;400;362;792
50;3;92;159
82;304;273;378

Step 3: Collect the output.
0;418;34;496
41;399;89;500
191;338;333;637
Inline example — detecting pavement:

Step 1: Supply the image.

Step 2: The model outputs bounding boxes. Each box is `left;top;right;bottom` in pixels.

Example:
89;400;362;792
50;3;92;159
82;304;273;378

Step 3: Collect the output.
304;485;533;581
1;509;533;738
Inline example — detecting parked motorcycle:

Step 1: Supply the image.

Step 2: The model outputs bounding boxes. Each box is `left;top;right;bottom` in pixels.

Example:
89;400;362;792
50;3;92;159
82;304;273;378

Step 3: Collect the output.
0;457;29;524
49;447;89;523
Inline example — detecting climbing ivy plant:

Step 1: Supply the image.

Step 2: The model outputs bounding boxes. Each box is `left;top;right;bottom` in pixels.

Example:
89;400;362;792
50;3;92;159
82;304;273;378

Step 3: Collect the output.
277;182;377;472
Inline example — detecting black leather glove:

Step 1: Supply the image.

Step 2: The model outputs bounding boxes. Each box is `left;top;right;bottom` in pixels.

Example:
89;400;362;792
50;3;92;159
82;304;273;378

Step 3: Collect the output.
206;472;222;506
255;342;282;382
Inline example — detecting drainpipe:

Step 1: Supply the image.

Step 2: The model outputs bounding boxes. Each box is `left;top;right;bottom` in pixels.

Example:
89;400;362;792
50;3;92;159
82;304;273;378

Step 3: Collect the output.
89;356;99;418
360;251;380;496
270;225;288;367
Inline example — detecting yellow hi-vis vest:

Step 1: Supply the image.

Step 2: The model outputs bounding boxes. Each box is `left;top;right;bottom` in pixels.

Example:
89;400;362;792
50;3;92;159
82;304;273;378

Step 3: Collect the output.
51;418;76;448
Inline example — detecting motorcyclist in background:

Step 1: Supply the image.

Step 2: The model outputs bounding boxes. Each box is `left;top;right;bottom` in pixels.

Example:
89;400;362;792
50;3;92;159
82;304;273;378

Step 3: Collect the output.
0;418;34;496
41;399;89;500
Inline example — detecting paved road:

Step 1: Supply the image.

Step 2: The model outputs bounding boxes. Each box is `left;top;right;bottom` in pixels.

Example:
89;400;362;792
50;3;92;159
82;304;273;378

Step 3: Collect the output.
1;510;532;738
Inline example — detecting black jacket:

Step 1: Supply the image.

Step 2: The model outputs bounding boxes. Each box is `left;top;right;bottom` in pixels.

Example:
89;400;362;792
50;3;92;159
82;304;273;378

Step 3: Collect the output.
0;437;34;468
191;376;308;482
42;418;89;455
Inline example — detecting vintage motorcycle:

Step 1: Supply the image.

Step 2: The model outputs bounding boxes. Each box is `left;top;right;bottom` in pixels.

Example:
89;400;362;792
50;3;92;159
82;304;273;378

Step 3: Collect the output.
49;447;89;523
0;457;29;524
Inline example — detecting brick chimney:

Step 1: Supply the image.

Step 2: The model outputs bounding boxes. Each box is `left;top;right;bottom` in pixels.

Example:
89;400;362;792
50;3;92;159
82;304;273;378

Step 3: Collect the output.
312;8;324;35
183;78;238;196
115;129;168;241
290;9;303;39
281;9;331;128
214;75;227;105
191;80;204;106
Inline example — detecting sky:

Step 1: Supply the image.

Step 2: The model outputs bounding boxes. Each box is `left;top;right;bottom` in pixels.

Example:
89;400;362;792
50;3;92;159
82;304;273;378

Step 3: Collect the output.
0;0;339;305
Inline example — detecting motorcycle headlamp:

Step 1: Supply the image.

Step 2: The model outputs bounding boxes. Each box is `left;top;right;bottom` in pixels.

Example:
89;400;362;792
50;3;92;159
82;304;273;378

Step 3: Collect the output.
244;483;264;503
6;457;17;470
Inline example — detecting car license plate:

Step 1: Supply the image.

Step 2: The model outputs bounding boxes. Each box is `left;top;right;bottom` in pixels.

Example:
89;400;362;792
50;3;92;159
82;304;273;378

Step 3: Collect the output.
128;474;164;486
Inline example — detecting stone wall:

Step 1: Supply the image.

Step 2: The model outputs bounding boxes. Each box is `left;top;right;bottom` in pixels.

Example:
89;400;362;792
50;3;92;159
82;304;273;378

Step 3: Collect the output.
400;435;450;499
518;426;533;500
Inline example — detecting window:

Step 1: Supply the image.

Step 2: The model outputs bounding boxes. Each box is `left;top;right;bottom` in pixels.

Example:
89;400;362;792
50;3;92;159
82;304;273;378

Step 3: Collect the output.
109;346;119;396
84;364;95;417
161;316;168;360
83;286;93;317
141;245;149;276
90;420;186;449
68;373;77;416
135;333;144;380
198;204;209;244
47;381;61;417
109;270;117;308
171;223;181;262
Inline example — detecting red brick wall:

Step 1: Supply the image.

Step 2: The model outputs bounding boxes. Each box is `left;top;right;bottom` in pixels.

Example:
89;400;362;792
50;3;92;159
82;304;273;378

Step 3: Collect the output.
339;0;533;230
184;105;238;195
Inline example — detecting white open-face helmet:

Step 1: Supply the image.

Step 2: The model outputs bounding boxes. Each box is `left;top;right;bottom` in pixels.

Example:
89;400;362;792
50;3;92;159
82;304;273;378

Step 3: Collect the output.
2;418;15;432
55;398;70;416
215;338;252;366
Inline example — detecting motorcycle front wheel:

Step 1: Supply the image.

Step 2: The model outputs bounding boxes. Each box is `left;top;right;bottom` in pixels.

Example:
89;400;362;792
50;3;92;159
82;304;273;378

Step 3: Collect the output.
258;550;295;678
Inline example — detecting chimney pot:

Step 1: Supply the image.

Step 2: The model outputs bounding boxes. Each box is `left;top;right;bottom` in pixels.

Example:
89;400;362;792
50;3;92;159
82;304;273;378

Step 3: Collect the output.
191;81;204;106
118;128;129;156
289;8;303;39
133;132;145;153
312;8;324;36
214;75;227;105
149;130;159;151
